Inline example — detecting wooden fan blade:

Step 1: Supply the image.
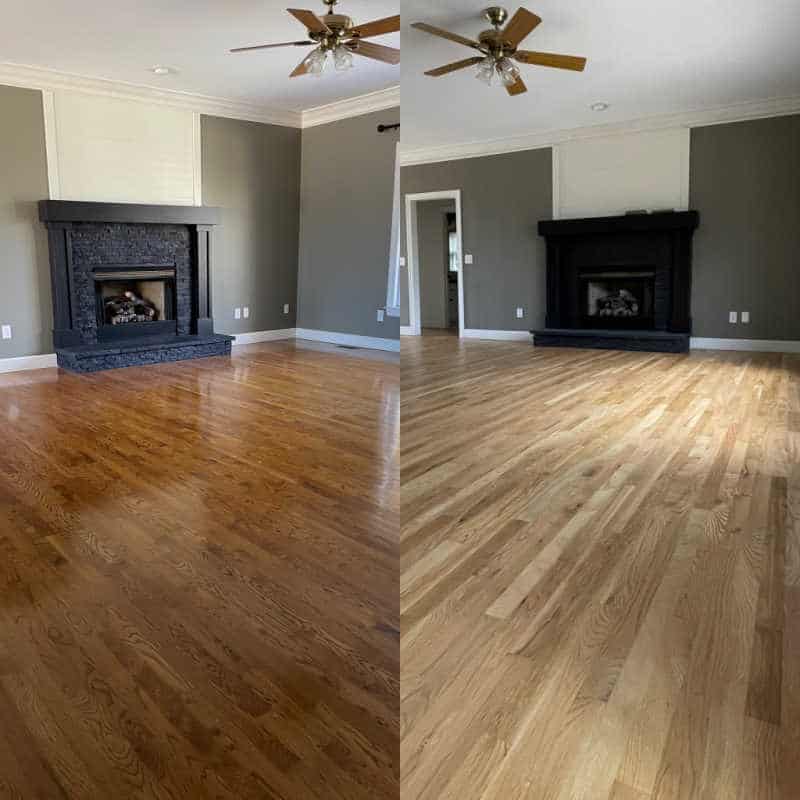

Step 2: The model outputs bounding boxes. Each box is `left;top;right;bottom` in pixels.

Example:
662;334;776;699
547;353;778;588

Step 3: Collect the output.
350;15;400;39
514;50;587;71
287;8;331;35
425;57;484;77
290;57;310;77
231;41;312;53
502;8;541;47
411;22;481;51
505;75;528;96
349;40;400;65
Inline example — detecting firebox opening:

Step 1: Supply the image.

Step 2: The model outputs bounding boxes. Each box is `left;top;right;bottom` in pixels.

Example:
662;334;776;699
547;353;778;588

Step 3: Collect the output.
580;270;655;329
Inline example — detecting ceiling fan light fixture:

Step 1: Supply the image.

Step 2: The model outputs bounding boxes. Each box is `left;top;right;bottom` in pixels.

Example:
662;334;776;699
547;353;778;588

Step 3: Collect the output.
475;55;496;86
497;57;520;87
333;44;354;71
306;46;328;76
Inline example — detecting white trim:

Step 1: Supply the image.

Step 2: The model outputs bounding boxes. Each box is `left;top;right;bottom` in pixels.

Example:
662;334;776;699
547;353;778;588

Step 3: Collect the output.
678;127;691;210
41;90;61;199
400;326;415;336
551;143;560;220
0;353;58;374
404;190;465;338
295;328;400;352
232;328;296;345
192;112;203;207
301;87;399;128
462;329;532;342
690;337;800;353
399;93;800;167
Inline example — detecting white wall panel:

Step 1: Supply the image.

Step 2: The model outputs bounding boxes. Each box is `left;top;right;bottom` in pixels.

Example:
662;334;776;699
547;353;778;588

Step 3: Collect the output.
555;128;690;219
53;91;195;205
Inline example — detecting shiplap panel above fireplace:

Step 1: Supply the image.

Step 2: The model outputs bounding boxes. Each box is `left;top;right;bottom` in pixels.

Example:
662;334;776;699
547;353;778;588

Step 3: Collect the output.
555;128;690;220
50;91;197;206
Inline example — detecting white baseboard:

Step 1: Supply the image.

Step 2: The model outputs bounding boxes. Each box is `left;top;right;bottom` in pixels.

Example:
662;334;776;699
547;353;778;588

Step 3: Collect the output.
462;329;532;342
690;337;800;353
400;326;416;336
232;328;296;345
0;353;58;374
295;328;400;352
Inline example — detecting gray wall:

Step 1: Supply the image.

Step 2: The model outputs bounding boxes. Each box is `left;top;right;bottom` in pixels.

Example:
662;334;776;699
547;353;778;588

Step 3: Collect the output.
690;114;800;340
0;85;52;358
401;148;552;331
417;200;453;328
297;108;400;340
202;115;301;335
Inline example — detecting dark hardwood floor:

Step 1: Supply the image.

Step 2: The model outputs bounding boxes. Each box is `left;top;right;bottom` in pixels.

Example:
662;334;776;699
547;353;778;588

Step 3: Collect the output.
0;340;399;800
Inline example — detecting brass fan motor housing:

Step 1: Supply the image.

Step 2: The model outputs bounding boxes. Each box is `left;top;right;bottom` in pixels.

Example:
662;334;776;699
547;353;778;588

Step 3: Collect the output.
478;29;516;58
308;14;354;51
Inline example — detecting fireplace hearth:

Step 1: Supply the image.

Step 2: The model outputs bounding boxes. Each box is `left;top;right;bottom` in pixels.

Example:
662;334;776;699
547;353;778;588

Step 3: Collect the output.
534;211;699;353
40;201;233;372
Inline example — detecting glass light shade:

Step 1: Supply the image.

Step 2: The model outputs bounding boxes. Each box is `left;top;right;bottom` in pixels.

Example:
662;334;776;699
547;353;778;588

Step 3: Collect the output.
498;57;520;86
475;56;496;86
333;44;354;71
307;47;327;76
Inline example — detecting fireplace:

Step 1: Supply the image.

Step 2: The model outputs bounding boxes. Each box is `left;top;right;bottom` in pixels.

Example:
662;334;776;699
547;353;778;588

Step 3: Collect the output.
535;211;699;353
40;201;233;372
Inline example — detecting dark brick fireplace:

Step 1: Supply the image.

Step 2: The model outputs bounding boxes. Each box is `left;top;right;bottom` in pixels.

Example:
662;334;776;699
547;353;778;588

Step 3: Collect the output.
40;201;232;372
534;211;699;353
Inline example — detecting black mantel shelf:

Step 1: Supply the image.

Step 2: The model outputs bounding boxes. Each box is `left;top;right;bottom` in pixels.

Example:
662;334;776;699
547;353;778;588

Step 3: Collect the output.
39;200;221;226
538;210;699;238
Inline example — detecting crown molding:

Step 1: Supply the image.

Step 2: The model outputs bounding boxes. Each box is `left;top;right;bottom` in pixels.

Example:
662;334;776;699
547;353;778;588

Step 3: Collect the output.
0;62;303;127
399;93;800;167
301;85;399;128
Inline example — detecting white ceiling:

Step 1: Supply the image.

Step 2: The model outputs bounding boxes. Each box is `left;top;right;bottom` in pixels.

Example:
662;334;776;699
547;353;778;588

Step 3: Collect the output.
0;0;399;113
401;0;800;150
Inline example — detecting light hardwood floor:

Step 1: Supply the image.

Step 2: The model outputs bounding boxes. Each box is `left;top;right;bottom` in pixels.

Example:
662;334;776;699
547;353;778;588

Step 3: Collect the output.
401;335;799;800
0;340;399;800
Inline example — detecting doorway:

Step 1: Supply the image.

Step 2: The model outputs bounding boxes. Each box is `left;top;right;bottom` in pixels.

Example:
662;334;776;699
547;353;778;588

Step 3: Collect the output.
405;190;464;338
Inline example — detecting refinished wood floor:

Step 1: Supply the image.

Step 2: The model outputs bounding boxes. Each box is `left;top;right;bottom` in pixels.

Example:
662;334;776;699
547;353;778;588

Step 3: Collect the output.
0;340;399;799
401;335;799;800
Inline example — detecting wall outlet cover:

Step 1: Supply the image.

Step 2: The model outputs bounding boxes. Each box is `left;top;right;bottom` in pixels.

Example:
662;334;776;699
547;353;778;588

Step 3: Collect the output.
1;325;11;340
399;256;406;267
234;307;242;320
464;254;474;265
729;311;737;324
377;309;385;323
741;311;750;323
243;307;250;319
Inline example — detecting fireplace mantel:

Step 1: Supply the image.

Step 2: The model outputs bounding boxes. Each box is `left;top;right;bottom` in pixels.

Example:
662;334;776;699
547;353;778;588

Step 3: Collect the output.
534;211;700;353
39;200;221;226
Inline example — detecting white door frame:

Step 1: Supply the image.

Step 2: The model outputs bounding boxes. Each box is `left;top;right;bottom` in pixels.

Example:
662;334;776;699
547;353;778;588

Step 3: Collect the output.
404;190;465;338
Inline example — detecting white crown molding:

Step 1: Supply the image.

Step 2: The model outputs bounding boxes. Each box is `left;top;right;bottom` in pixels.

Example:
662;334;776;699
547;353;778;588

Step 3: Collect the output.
0;62;302;127
399;93;800;167
301;86;399;128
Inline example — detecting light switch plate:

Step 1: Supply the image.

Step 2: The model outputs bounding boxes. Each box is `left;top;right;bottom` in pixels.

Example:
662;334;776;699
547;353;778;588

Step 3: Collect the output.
377;309;385;323
516;307;524;319
1;325;11;340
741;311;750;323
464;254;474;265
729;311;737;324
234;307;242;320
283;303;290;314
243;306;250;319
399;256;406;267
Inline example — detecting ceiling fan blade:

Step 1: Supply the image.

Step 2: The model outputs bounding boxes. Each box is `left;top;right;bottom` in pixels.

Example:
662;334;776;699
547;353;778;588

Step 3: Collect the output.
514;50;586;71
410;22;481;51
425;56;484;77
348;40;400;65
290;57;310;77
230;40;312;53
505;75;528;96
287;8;331;35
350;15;400;39
501;8;542;47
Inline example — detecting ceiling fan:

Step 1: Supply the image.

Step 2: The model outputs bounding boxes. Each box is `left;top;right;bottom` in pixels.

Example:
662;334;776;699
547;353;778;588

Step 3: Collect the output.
412;6;586;96
230;0;400;77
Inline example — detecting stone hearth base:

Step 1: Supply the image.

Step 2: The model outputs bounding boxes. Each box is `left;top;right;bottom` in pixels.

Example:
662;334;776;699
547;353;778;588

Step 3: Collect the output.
57;334;233;373
532;328;690;353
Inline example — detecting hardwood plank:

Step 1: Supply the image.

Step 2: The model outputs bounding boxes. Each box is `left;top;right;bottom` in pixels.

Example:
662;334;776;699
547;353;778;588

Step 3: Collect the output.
0;340;399;799
400;335;798;800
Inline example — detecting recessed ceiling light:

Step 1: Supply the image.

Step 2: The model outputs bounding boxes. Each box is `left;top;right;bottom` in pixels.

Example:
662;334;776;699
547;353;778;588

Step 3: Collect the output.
150;65;174;76
590;101;610;112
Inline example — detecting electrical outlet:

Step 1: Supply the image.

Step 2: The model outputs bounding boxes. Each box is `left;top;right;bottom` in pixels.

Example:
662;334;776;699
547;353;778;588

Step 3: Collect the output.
243;306;250;319
741;311;750;324
1;325;11;340
729;311;738;324
516;307;524;319
283;303;290;315
377;309;385;323
464;254;474;265
234;307;242;320
399;256;406;267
